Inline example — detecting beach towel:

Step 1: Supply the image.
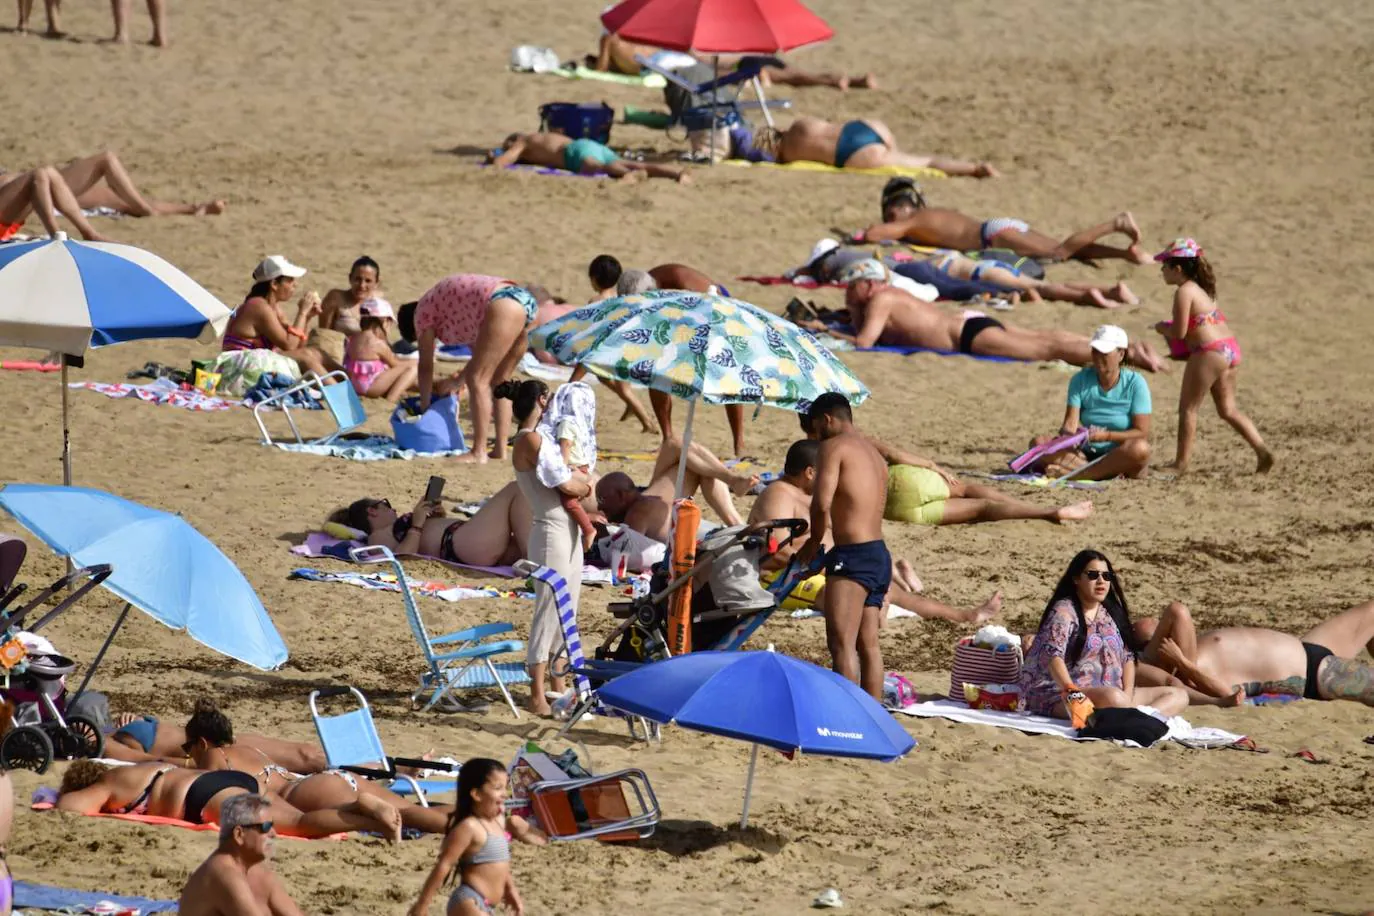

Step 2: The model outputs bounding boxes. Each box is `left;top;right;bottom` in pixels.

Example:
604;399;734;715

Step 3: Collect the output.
30;800;346;838
485;162;607;179
14;880;178;913
289;567;533;602
210;348;301;397
820;336;1022;362
69;378;240;411
395;344;473;362
548;64;667;88
596;450;659;461
720;159;946;180
242;371;323;410
971;472;1106;492
892;699;1248;749
289;532;614;585
269;435;468;461
737;275;842;288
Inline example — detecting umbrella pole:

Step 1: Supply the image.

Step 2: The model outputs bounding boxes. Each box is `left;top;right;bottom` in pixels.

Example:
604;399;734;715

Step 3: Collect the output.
68;601;132;707
667;397;697;548
709;55;719;165
740;742;760;828
61;359;72;486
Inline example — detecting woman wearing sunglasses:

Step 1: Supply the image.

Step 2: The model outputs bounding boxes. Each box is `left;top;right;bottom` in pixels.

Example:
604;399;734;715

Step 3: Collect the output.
1019;550;1188;719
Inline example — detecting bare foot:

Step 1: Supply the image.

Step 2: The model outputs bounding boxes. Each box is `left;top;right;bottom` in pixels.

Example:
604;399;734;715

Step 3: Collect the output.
1126;340;1166;373
1221;688;1245;708
453;452;489;465
675;170;693;185
150;35;167;48
727;474;759;496
973;162;1000;179
527;697;553;717
963;592;1002;626
836;75;849;91
356;794;403;843
1053;500;1094;523
894;558;923;594
1157;460;1188;476
195;200;227;215
1086;288;1120;310
1114;211;1142;244
616;169;648;184
640;422;656;434
1111;281;1140;306
1256;447;1274;474
853;73;878;90
1126;243;1153;266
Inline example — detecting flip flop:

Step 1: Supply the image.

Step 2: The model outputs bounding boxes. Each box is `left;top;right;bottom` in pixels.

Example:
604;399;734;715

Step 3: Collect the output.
813;888;844;909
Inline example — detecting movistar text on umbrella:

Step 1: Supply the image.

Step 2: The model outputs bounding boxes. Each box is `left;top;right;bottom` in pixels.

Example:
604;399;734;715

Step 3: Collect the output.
816;727;864;740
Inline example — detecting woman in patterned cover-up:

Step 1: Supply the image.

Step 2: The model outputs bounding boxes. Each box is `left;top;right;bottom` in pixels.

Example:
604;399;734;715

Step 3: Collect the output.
1020;550;1187;719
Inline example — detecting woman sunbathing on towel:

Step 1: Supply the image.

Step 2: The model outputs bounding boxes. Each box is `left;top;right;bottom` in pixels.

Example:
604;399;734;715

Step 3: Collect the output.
731;117;997;177
105;699;327;772
221;257;343;378
56;760;403;841
338;480;535;567
1019;550;1188;719
181;701;454;835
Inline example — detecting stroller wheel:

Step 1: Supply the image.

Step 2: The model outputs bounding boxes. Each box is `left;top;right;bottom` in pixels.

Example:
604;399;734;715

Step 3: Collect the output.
1;724;55;774
54;715;105;760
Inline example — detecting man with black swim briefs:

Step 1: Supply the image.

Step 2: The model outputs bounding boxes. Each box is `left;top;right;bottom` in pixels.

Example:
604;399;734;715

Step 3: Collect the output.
796;393;891;700
825;260;1167;371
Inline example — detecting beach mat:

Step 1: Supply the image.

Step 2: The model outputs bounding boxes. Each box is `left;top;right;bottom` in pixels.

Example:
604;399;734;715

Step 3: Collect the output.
30;800;346;838
893;699;1247;748
269;436;468;461
720;159;946;179
14;880;179;913
545;64;667;88
483;162;606;179
70;379;240;410
289;566;533;602
289;533;614;585
737;275;842;288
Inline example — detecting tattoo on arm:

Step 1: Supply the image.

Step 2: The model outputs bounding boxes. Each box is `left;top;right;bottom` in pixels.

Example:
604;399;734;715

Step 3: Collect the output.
1237;676;1305;698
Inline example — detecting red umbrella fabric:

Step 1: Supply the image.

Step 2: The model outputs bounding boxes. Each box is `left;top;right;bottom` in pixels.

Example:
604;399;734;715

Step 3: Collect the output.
601;0;833;54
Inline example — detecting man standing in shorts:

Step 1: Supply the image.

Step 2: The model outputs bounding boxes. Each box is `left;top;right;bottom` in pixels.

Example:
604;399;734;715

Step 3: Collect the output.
796;393;891;700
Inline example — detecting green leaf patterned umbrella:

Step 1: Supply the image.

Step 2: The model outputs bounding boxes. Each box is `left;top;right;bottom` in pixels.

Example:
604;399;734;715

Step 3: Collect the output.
531;289;869;412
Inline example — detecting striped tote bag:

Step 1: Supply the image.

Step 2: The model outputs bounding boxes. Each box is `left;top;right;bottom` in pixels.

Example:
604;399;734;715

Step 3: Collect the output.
948;637;1023;704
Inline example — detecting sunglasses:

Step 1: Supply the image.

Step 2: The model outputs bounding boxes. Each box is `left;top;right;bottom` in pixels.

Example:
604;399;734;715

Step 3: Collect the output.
373;498;391;510
1083;570;1114;582
241;821;274;834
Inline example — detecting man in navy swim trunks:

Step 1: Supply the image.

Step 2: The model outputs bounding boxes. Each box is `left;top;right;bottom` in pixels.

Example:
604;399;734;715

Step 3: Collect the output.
796;393;892;700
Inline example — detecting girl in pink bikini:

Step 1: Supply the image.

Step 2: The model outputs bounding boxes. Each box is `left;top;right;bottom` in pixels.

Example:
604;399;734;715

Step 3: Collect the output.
1153;238;1273;474
343;298;418;402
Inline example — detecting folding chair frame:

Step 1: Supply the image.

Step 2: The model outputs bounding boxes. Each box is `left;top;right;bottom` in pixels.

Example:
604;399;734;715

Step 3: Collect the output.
351;546;529;717
253;370;366;446
527;769;660;842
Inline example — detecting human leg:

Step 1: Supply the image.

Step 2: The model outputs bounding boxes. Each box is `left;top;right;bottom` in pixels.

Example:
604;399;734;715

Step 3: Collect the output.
146;0;165;46
885;587;1001;625
1068;439;1151;480
1301;600;1374;659
612;160;692;183
30;167;109;241
56;151;155;216
602;377;655;432
445;482;525;567
457;297;527;464
261;791;401;841
1128;685;1190;716
649;389;674;440
822;578;865;685
725;404;746;458
1139;601;1199;667
1210;367;1272;472
365;364;417;402
935;489;1093;524
109;0;127;41
1314;656;1374;707
856;604;884;700
42;0;61;35
1167;351;1226;472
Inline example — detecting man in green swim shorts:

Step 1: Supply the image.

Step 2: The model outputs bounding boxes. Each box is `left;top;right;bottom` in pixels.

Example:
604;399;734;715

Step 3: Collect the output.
489;132;692;183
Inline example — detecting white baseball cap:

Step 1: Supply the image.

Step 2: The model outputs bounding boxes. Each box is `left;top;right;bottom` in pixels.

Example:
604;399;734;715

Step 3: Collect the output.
805;238;840;268
252;255;308;283
836;258;888;285
1089;324;1129;353
359;297;395;319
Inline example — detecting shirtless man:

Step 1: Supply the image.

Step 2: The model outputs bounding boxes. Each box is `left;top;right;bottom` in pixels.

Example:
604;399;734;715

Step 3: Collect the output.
753;439;1000;625
581;254;747;456
818;260;1166;371
856;181;1148;264
56;760;403;841
796;412;1094;526
179;794;304;916
488;132;691;183
1132;600;1374;708
738;117;996;177
595;438;756;543
795;394;891;699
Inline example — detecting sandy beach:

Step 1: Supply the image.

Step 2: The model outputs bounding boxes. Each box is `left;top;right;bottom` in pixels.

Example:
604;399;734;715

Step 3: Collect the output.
2;0;1373;912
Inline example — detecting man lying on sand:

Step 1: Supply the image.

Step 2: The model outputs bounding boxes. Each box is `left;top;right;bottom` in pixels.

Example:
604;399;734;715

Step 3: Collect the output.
752;439;1001;625
731;117;996;177
488;132;691;183
179;794;304;916
1132;599;1374;708
57;760;403;840
854;178;1148;264
595;438;756;543
796;411;1094;525
806;260;1166;371
0;149;224;242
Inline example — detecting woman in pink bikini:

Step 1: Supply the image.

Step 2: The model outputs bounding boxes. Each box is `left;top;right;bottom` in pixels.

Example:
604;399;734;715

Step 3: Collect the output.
1153;238;1273;474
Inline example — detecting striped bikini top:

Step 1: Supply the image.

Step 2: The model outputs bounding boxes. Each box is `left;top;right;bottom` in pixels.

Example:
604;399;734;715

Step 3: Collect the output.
461;824;510;866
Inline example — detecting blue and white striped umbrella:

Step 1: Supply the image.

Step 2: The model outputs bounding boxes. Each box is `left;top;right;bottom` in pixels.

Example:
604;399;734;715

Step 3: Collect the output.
0;233;230;355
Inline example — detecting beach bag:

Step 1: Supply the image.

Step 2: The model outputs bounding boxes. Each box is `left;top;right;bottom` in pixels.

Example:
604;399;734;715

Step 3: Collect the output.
390;395;465;453
883;673;919;710
948;637;1022;705
1078;707;1168;746
539;102;614;145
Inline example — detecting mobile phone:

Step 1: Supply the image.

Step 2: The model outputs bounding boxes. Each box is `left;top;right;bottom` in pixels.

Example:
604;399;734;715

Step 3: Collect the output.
424;475;446;504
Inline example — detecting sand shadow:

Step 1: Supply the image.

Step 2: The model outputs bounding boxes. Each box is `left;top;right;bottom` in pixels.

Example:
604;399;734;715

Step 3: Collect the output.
641;818;789;855
277;530;311;545
438;145;492;158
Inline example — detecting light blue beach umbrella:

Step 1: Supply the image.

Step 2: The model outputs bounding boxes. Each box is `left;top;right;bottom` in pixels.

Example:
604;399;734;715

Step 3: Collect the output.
0;233;231;484
0;484;289;674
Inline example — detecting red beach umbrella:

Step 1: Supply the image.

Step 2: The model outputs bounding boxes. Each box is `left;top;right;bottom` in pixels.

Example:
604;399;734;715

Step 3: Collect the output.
601;0;833;55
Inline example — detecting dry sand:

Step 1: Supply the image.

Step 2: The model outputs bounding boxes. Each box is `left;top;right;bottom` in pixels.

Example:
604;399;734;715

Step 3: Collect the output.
3;0;1374;912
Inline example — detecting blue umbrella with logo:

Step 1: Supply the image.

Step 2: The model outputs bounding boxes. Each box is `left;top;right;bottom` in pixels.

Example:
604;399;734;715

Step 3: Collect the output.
594;649;914;826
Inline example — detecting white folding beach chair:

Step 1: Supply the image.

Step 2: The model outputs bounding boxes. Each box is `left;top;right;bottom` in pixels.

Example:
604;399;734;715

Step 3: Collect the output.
253;370;367;445
351;546;530;716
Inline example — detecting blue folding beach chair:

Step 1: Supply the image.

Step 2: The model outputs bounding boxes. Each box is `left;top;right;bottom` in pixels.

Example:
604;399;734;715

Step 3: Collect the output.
253;370;367;446
637;54;792;133
308;685;456;802
350;545;531;717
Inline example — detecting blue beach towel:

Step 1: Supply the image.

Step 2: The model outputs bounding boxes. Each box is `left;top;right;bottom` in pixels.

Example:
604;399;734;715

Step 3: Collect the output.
15;880;178;913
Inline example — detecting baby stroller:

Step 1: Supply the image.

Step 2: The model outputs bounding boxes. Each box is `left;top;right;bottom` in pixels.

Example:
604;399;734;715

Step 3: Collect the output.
0;535;111;773
597;518;808;663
